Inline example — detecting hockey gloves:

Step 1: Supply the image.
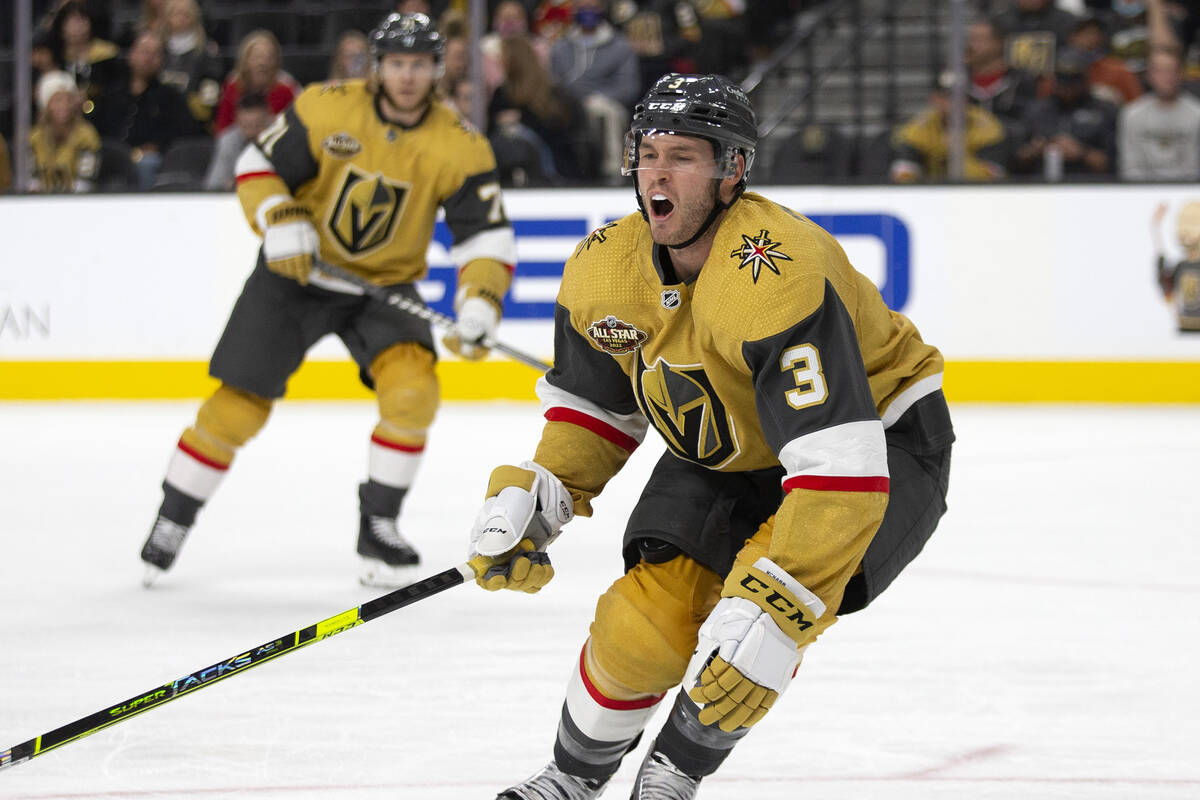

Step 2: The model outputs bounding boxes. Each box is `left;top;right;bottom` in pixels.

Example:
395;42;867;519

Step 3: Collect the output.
468;461;573;593
443;295;500;360
686;558;827;732
262;200;320;285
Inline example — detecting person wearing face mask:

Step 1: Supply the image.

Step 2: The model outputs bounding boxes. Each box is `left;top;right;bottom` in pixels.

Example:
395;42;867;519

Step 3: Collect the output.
549;0;641;178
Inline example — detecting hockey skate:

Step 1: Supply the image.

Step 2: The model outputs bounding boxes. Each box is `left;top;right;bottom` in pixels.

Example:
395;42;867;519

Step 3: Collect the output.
629;748;701;799
356;513;420;588
497;761;609;800
140;515;191;587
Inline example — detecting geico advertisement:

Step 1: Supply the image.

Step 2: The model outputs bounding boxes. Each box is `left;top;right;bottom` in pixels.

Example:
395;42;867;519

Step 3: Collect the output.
2;187;1199;360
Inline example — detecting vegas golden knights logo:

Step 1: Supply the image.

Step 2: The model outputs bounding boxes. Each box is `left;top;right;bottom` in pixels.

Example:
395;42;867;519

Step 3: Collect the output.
635;356;737;467
328;166;410;256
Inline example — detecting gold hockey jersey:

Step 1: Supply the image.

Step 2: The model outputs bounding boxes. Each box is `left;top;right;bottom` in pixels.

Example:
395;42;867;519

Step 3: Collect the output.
531;192;951;619
235;80;515;296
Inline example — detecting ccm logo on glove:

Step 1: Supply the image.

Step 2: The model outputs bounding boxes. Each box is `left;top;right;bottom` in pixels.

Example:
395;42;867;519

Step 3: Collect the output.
736;573;815;633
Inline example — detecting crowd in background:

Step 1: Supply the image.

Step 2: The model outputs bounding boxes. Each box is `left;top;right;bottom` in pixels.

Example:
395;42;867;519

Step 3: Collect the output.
1;0;1199;194
889;0;1200;182
0;0;796;193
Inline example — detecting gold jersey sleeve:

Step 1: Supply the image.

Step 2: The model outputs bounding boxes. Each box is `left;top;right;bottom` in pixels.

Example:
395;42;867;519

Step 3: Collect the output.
237;80;514;287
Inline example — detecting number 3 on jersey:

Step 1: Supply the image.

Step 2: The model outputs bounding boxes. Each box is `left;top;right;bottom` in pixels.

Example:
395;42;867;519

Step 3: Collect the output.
781;344;827;410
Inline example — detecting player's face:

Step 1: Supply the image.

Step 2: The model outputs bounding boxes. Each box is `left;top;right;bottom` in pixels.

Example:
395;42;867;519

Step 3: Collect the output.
635;133;724;247
377;52;438;113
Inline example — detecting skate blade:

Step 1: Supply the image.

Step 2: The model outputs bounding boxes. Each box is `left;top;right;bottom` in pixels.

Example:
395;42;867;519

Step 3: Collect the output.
142;563;165;588
358;557;420;589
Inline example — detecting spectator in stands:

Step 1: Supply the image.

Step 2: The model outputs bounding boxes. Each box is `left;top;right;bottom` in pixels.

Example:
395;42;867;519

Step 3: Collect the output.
0;134;13;193
329;31;371;81
490;34;584;181
204;93;273;191
993;0;1081;76
617;0;705;92
550;0;641;177
441;34;472;95
446;77;478;120
87;30;195;189
1119;48;1200;180
1103;0;1182;76
159;0;224;131
966;17;1039;132
889;72;1008;183
213;30;300;134
29;70;100;193
481;1;552;95
690;0;750;77
115;0;166;48
533;1;575;44
1053;17;1143;105
1014;50;1118;179
47;1;121;105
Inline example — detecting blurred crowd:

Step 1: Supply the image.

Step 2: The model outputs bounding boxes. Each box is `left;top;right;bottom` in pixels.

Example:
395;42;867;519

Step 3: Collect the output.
889;0;1200;183
2;0;1199;194
0;0;799;194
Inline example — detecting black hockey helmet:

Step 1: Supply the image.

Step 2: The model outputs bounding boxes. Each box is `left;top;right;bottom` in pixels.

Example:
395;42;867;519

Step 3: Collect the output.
369;12;444;63
622;73;758;183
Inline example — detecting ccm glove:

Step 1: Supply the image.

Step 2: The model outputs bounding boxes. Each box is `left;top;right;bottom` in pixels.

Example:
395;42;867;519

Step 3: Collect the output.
443;295;500;360
262;200;319;285
467;460;573;593
686;558;827;732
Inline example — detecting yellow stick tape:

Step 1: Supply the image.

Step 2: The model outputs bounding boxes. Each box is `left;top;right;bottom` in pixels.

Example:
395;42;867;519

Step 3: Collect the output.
2;360;1199;402
314;608;362;640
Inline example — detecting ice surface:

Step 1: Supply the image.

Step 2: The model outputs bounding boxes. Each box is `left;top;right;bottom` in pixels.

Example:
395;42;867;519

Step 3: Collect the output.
1;401;1198;799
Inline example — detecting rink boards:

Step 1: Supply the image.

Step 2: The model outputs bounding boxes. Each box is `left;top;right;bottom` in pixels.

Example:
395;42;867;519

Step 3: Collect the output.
1;186;1198;401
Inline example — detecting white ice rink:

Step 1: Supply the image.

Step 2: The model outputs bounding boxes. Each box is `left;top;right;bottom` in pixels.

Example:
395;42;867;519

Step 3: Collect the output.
1;401;1198;799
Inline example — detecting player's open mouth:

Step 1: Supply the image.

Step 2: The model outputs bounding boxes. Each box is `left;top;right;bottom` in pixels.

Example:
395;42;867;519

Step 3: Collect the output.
649;193;674;219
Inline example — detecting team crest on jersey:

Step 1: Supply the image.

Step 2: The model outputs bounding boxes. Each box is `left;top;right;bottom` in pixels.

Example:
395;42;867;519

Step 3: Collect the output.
587;315;647;355
322;132;362;158
327;166;410;256
635;356;738;468
730;229;792;283
575;222;617;255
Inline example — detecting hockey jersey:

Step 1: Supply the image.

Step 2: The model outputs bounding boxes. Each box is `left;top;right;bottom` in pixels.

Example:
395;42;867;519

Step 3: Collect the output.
533;192;950;619
235;80;515;296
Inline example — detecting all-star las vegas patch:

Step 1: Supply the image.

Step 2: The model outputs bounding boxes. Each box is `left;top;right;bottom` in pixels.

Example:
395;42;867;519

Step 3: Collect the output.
587;315;648;355
730;228;792;283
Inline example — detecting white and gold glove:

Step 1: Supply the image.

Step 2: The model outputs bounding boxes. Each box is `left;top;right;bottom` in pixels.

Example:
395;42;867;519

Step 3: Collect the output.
443;295;500;360
686;557;827;732
262;200;319;285
467;460;573;593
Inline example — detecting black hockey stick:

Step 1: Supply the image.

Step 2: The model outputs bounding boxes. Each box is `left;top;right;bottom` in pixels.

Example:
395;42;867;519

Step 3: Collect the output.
313;260;552;372
0;563;474;771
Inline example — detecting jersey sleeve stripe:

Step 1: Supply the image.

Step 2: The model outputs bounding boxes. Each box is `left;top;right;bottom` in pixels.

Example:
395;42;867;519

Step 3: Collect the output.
449;226;518;269
545;407;640;453
777;419;888;487
880;372;944;429
783;475;890;493
176;439;231;472
233;143;275;178
536;375;647;449
235;170;279;184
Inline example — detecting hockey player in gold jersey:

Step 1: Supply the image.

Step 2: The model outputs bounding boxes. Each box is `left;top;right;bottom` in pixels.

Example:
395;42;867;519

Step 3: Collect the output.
140;12;517;588
466;74;955;798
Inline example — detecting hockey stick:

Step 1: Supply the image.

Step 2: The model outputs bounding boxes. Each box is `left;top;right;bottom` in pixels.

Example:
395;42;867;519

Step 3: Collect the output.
0;563;474;771
313;260;552;372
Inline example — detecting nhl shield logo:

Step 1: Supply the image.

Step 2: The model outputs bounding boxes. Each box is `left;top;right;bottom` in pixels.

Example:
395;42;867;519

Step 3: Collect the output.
661;290;681;310
328;165;410;256
587;315;648;355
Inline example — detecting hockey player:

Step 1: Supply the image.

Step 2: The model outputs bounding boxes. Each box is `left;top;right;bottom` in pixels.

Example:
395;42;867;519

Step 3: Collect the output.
465;74;955;798
140;12;517;588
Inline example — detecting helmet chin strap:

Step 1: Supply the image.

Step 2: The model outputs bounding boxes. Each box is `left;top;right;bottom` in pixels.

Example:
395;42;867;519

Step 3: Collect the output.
667;180;730;250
